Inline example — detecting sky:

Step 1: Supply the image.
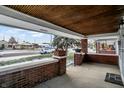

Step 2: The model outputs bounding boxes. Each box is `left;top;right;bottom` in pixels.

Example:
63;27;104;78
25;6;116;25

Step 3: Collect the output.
0;25;53;44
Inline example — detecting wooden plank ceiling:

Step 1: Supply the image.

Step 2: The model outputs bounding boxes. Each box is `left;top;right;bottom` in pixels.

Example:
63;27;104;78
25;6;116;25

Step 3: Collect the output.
6;5;124;36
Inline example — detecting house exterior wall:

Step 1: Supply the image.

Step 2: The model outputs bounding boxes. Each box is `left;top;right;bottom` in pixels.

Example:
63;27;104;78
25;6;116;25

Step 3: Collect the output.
0;40;8;49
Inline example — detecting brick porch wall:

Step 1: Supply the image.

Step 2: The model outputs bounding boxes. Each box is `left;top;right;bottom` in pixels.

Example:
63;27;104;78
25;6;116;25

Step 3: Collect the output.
98;50;116;54
84;53;118;65
0;62;58;88
0;57;66;88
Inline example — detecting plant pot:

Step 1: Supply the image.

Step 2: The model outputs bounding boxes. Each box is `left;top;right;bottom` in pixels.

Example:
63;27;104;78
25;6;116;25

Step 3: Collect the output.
75;48;81;52
54;49;66;56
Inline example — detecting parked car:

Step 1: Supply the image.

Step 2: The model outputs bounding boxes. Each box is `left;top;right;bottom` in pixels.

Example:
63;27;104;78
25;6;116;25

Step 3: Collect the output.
49;48;55;53
0;51;3;57
40;48;55;54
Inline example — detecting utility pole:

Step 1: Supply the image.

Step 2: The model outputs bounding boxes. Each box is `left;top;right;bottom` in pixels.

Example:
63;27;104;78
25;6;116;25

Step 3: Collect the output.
50;34;53;48
3;35;5;41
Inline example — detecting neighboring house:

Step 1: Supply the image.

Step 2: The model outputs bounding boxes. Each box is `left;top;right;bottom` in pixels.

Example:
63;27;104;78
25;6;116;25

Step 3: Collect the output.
8;37;18;49
15;41;33;49
0;36;40;50
32;43;40;49
15;41;40;50
40;43;52;48
0;40;8;50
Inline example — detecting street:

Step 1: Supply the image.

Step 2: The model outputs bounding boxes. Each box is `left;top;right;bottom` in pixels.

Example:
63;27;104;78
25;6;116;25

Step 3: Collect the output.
0;50;41;62
0;54;41;62
0;50;40;57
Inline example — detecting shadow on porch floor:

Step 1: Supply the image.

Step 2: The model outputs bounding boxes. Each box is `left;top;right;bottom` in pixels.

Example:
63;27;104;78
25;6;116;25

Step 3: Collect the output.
35;63;123;88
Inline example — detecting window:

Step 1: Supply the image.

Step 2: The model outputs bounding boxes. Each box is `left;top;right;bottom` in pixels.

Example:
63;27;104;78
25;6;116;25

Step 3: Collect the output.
96;39;117;54
88;39;118;54
88;39;96;53
0;25;53;67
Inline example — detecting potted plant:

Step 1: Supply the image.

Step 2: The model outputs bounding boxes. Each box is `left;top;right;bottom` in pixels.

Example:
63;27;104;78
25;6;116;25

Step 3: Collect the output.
53;37;66;56
75;48;81;52
52;36;80;56
74;41;81;53
54;49;66;56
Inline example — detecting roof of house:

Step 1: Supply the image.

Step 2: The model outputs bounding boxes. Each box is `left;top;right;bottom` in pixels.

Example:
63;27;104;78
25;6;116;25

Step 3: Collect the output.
0;40;8;43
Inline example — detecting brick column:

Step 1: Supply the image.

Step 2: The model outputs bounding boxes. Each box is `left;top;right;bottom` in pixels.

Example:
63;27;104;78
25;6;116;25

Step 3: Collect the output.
74;53;85;66
53;50;66;75
96;41;100;53
53;56;66;75
81;39;88;54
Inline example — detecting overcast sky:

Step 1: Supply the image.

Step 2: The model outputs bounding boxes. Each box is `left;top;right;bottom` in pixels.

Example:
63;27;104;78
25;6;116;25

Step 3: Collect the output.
0;25;53;44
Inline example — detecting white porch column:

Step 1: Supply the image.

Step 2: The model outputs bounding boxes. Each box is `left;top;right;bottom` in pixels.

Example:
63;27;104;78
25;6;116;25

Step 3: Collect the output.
118;24;124;85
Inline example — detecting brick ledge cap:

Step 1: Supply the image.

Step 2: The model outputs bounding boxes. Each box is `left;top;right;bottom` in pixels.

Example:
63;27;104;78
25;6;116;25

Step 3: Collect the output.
0;58;58;76
53;55;67;59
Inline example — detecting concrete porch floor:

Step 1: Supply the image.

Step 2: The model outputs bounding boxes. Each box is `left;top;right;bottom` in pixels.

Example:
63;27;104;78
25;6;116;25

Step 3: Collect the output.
35;63;123;88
